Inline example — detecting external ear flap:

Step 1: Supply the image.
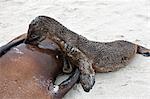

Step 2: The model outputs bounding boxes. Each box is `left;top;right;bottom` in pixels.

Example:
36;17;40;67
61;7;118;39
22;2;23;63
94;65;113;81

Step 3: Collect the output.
48;68;80;98
62;56;73;74
0;33;27;57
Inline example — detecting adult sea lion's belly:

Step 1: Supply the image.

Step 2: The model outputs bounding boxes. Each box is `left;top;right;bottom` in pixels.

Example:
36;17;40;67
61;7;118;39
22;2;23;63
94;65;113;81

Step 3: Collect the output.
0;43;63;99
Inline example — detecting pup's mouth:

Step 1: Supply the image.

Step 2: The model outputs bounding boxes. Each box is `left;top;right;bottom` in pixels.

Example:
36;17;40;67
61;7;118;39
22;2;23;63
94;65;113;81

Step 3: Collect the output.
24;37;40;45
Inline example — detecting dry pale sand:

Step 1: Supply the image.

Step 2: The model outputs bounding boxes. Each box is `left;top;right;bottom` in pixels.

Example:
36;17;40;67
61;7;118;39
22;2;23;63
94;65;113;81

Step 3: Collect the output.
0;0;150;99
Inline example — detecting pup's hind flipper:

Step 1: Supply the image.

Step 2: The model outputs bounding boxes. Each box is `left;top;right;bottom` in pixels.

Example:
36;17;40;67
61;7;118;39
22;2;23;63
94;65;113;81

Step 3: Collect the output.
137;45;150;57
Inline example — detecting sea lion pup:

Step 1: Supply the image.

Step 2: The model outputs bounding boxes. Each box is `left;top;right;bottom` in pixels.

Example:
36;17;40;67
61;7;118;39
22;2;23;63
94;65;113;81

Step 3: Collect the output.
0;35;80;99
25;16;150;92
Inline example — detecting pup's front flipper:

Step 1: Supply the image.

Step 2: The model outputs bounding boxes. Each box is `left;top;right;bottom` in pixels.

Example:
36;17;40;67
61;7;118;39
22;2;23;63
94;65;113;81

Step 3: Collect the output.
49;68;80;99
52;38;95;92
0;33;27;57
78;56;95;92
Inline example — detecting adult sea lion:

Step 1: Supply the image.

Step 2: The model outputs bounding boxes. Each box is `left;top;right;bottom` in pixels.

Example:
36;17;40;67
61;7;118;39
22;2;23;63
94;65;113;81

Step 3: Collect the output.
0;34;80;99
25;16;150;92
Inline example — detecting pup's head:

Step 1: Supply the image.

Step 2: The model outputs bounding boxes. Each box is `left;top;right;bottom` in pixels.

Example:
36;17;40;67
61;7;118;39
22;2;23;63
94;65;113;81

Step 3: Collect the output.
25;16;51;45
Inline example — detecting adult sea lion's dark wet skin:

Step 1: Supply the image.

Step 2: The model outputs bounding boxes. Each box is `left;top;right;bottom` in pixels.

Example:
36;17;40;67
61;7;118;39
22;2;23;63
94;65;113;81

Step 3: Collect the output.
25;16;150;92
0;34;80;99
0;33;27;57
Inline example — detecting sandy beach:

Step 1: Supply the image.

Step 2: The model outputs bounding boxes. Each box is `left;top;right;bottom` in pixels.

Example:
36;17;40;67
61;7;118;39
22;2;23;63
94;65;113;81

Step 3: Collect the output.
0;0;150;99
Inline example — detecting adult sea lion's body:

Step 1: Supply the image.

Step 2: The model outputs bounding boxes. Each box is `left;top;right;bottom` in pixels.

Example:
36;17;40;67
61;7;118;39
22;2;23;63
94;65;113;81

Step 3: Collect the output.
25;16;150;92
0;34;80;99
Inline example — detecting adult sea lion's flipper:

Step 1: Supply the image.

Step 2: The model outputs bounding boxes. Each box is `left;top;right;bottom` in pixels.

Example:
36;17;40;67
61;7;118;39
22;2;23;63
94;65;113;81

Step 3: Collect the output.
0;33;27;57
50;68;80;98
